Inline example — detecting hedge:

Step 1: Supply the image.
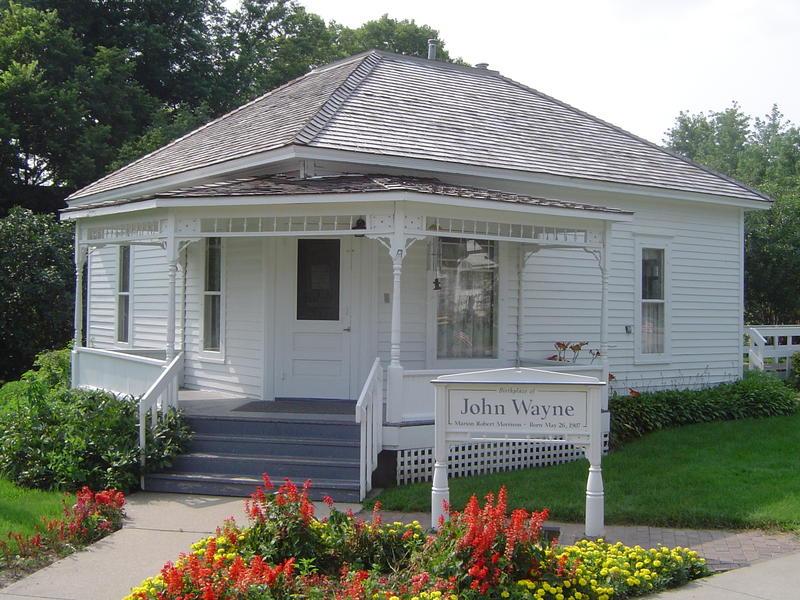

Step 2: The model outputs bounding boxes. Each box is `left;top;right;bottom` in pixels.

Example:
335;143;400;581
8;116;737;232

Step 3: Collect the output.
609;371;799;447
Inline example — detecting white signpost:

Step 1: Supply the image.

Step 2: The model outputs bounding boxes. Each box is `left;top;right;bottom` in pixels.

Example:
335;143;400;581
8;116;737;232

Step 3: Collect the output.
431;367;606;538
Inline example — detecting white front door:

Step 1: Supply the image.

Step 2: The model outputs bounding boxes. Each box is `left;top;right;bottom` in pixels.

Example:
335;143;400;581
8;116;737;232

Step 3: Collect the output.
275;237;353;399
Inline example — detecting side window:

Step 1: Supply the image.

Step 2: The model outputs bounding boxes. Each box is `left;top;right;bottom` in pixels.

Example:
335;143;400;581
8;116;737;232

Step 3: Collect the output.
203;237;222;352
117;245;131;343
636;239;670;362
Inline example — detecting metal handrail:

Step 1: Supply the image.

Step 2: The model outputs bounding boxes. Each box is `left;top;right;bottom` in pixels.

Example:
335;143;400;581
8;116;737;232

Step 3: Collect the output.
355;357;383;500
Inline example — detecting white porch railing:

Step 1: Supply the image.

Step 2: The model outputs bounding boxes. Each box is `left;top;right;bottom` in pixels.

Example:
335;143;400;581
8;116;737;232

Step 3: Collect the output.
71;347;183;488
355;357;383;500
72;347;166;395
138;352;184;487
747;325;800;378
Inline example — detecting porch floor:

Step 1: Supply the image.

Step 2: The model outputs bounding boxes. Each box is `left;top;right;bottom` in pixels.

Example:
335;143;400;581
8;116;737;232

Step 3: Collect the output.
177;389;357;423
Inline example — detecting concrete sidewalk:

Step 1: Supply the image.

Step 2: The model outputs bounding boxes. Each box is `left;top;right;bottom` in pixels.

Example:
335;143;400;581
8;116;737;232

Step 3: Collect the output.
1;493;798;600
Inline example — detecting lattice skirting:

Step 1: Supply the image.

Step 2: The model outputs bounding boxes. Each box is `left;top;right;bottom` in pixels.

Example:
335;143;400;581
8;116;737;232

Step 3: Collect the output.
396;434;610;485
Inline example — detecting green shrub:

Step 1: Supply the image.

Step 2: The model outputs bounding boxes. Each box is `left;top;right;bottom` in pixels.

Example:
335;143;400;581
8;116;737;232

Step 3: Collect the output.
791;352;800;389
0;379;191;492
23;346;73;389
609;371;799;447
0;347;72;416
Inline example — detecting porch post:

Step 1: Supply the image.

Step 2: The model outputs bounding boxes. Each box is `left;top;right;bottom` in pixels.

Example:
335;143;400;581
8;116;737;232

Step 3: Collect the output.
71;223;87;388
166;261;178;359
386;243;405;423
600;222;611;383
165;218;178;360
73;237;87;346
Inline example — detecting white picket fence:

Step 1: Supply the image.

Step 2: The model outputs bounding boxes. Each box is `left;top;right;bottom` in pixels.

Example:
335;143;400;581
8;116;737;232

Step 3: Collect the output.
747;325;800;378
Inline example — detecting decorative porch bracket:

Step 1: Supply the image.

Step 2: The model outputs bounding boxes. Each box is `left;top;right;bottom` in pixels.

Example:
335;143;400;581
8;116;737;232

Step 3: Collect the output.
368;207;425;423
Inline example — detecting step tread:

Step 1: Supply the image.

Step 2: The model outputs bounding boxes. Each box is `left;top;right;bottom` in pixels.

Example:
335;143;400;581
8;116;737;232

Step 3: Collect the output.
146;471;359;489
176;452;359;466
185;414;358;426
191;433;360;447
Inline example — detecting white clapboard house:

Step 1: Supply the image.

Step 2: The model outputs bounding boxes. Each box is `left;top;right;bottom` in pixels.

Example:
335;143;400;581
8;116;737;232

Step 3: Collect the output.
63;50;770;500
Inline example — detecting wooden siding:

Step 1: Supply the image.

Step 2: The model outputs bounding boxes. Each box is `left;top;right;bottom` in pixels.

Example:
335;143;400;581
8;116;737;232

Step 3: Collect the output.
182;238;265;398
83;194;743;400
512;198;742;391
86;245;118;347
131;245;169;348
377;241;428;369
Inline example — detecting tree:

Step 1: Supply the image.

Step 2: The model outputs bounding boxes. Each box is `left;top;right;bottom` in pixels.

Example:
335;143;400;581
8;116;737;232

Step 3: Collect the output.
17;0;226;108
0;2;155;196
0;207;74;382
333;14;461;63
210;0;341;112
665;104;800;323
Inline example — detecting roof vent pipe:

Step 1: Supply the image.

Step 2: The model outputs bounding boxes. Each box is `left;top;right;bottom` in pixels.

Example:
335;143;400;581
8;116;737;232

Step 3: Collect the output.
427;39;437;60
476;63;489;69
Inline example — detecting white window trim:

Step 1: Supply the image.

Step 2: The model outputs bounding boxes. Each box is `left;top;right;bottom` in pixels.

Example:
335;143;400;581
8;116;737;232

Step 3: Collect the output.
115;245;133;346
200;237;225;361
634;236;672;364
425;240;508;369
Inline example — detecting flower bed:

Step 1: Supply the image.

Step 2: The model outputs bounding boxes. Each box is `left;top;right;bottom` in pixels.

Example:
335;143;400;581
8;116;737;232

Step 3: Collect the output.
126;477;707;600
1;487;125;584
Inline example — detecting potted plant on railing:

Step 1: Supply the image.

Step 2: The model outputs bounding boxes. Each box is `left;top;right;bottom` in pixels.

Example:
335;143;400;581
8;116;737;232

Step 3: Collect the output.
546;341;601;364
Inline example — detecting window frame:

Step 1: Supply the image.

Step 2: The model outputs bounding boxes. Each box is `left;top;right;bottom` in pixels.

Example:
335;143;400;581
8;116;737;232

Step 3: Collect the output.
634;236;672;364
426;238;508;368
116;244;132;344
201;237;225;357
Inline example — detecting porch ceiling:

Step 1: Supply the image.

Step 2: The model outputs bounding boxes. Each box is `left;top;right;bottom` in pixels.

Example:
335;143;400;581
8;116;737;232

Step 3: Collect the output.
63;174;632;218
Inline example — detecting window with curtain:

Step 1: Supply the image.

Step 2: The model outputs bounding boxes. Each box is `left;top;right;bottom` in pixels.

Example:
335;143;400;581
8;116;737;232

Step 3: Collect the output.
117;245;131;342
436;238;498;359
641;247;665;354
203;237;222;351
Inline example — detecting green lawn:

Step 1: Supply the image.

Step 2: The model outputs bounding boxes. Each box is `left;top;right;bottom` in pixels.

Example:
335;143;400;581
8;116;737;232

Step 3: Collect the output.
374;412;800;530
0;479;65;541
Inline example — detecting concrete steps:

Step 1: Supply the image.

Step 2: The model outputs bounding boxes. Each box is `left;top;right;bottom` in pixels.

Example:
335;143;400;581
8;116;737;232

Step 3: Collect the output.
144;407;361;501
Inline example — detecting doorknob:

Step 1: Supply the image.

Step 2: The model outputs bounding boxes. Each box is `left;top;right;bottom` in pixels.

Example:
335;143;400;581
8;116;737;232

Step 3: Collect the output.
343;327;351;332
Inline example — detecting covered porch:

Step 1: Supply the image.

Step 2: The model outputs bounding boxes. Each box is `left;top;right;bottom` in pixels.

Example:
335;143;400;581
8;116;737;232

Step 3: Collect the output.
66;175;631;497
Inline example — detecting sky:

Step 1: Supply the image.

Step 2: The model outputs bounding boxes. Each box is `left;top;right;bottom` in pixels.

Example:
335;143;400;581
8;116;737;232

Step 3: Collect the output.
225;0;799;145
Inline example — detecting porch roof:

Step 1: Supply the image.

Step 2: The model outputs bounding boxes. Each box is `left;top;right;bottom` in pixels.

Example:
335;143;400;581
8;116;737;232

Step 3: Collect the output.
62;174;632;217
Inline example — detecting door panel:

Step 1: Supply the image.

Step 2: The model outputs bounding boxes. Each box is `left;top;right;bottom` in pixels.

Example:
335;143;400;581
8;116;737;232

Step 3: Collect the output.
275;238;352;399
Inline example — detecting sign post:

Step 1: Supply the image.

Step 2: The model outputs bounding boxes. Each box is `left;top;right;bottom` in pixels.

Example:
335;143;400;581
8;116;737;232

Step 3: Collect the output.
431;367;606;538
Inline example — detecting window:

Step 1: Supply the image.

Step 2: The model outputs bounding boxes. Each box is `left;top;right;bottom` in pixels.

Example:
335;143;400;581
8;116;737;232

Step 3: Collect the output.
636;239;671;362
203;237;222;352
435;238;498;359
641;248;665;353
117;245;131;343
297;239;340;321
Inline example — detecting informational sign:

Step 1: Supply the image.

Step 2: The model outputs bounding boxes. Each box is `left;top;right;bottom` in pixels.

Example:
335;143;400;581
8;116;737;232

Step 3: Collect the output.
431;368;606;538
445;386;590;435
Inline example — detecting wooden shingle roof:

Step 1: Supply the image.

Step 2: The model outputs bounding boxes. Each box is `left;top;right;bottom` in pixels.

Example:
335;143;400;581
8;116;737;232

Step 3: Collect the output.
69;51;769;204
